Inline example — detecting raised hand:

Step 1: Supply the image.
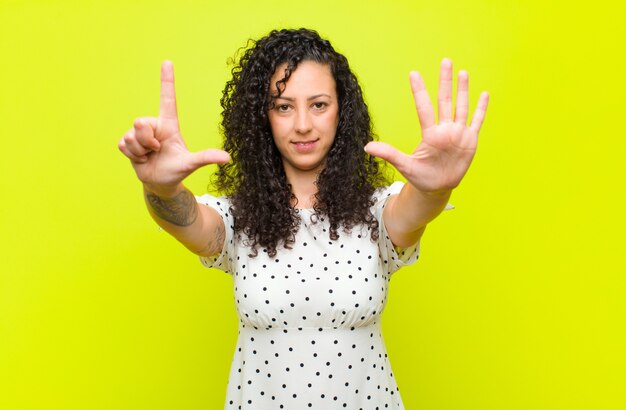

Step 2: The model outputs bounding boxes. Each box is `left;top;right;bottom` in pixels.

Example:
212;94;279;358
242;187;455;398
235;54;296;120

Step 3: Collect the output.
365;58;489;194
118;61;230;196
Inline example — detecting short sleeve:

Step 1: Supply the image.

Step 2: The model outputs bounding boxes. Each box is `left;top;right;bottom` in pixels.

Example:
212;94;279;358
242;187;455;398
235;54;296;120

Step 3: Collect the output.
195;194;235;274
371;181;454;275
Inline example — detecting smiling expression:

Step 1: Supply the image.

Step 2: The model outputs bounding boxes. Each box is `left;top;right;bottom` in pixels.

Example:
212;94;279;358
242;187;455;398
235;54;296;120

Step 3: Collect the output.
268;61;339;181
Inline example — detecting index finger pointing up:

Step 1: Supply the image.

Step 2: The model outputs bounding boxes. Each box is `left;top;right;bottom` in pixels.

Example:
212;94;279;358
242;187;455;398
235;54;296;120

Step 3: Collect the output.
160;60;178;120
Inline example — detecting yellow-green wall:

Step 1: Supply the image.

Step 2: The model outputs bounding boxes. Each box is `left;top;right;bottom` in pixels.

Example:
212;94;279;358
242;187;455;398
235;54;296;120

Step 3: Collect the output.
1;0;624;409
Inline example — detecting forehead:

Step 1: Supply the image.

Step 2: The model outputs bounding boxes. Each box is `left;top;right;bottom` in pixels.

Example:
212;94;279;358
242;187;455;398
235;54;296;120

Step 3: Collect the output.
270;61;336;96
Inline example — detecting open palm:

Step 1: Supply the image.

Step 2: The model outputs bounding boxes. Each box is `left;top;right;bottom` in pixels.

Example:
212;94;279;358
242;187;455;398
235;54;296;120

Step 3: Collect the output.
366;58;489;194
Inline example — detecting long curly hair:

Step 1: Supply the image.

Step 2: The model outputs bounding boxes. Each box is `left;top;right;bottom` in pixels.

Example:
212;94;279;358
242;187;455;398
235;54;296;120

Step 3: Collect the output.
215;28;388;257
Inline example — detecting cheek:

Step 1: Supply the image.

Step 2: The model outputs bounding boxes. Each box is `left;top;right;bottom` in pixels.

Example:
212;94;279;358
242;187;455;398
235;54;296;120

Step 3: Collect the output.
268;116;288;139
330;106;339;126
328;112;340;135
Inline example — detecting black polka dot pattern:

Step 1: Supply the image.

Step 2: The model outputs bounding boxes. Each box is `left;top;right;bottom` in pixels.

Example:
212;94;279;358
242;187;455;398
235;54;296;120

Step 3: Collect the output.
197;182;420;409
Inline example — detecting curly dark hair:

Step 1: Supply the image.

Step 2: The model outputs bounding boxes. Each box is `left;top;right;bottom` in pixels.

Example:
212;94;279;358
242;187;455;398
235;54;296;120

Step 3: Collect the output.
215;28;388;257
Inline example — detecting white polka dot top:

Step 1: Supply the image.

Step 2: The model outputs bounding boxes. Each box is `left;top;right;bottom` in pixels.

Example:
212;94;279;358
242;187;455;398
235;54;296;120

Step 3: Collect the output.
196;182;420;409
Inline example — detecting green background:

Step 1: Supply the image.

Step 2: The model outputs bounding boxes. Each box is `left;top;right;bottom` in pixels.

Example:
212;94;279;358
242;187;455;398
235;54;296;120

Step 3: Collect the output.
1;0;624;409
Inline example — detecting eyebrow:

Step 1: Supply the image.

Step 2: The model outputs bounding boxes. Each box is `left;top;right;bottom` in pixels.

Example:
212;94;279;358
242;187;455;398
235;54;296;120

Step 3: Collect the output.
273;94;332;101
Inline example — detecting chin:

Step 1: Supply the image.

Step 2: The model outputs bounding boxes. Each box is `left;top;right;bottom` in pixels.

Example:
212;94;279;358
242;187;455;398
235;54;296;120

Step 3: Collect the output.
285;158;326;174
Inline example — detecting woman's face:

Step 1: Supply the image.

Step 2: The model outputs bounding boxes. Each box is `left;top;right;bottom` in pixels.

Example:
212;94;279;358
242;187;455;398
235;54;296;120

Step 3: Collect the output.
268;61;339;180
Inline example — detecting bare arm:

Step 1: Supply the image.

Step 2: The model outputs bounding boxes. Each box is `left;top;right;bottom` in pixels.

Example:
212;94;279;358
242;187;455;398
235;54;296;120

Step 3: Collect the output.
382;186;450;248
118;61;230;257
144;184;225;257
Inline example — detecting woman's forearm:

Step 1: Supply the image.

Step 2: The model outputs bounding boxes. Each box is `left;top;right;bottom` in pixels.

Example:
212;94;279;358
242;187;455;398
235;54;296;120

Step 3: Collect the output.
143;184;225;257
383;183;451;248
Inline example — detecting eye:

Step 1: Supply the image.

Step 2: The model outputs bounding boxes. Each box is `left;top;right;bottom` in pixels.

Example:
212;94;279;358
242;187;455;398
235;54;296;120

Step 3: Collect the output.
276;104;291;112
312;102;328;110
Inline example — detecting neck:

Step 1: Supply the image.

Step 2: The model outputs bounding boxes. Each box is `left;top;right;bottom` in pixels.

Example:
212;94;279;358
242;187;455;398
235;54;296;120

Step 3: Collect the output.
284;166;320;209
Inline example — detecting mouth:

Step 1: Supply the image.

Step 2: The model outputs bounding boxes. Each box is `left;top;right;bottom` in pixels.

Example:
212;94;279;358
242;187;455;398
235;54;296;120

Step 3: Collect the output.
291;139;319;151
292;138;319;145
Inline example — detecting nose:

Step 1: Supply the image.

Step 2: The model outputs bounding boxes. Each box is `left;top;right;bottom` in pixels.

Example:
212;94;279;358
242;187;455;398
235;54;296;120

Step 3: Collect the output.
294;108;312;134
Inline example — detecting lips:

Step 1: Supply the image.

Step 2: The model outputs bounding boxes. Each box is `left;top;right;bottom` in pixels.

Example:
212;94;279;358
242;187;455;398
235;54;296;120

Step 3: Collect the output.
292;139;319;152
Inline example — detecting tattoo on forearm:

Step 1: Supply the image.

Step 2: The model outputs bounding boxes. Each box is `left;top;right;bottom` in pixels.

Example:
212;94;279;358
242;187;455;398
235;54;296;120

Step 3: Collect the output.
146;190;198;227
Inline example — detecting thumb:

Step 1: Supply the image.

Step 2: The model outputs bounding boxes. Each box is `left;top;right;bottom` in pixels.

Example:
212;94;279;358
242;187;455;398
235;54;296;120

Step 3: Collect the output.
365;141;408;171
186;149;231;171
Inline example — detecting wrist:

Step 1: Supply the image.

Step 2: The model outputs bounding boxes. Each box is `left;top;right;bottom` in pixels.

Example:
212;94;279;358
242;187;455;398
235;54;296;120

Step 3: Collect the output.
405;182;452;201
143;182;186;199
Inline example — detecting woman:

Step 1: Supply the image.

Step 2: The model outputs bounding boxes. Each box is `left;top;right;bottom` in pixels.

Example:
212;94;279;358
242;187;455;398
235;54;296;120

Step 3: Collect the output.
118;28;489;409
